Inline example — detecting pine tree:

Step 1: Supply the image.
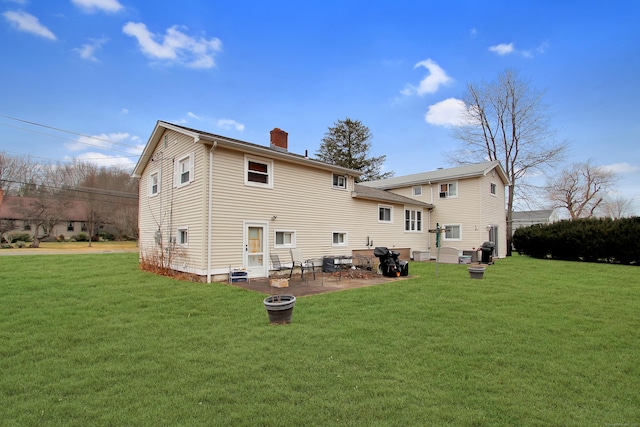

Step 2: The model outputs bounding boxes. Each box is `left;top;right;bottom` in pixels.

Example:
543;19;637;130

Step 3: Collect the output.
316;118;394;182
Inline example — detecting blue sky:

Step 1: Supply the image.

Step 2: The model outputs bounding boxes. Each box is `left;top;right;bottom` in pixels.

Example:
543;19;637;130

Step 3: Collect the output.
1;0;639;213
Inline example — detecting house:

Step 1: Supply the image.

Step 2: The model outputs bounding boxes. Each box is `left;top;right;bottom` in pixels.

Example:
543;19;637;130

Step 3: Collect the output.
132;121;509;282
0;189;90;242
359;161;510;260
511;209;556;234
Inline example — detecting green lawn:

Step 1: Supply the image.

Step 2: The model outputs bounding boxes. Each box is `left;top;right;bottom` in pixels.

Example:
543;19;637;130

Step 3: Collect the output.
1;253;638;426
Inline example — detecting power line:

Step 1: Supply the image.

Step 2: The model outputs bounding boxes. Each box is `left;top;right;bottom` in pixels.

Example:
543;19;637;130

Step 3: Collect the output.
1;179;139;200
0;114;143;150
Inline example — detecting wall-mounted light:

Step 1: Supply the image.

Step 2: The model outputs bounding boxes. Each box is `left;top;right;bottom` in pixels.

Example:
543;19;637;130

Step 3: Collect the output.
271;215;277;221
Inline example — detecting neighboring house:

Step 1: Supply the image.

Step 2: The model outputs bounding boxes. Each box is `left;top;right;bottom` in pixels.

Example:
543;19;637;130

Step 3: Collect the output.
359;161;510;259
0;189;90;242
511;209;556;234
133;121;510;282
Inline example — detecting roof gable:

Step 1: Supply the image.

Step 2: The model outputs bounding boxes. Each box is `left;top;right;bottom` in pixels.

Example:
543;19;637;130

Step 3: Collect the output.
352;184;433;208
132;121;362;178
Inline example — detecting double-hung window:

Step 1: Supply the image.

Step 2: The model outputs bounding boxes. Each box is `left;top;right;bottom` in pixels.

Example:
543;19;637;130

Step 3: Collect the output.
439;182;457;198
177;227;188;247
245;156;273;188
413;186;422;196
149;170;161;196
404;209;422;232
175;153;194;188
490;182;497;196
378;205;392;223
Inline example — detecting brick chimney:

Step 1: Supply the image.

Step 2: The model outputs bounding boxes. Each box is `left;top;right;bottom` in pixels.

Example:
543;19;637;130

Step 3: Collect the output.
270;128;288;152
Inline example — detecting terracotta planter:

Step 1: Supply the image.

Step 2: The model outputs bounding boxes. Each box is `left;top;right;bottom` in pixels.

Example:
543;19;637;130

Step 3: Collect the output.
468;266;486;280
263;295;296;324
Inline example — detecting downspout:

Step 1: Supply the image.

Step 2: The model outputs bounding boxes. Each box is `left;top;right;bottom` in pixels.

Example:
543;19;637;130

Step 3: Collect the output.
207;141;217;283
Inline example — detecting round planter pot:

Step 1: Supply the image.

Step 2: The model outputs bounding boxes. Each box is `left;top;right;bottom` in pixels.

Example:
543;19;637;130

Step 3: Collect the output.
468;266;486;280
263;294;296;324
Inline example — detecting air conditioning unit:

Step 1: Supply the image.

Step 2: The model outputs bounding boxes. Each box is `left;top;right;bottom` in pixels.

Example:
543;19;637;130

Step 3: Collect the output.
439;192;447;198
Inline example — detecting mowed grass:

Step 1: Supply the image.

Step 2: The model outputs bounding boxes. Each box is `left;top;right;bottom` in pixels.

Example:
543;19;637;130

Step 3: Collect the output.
0;253;638;426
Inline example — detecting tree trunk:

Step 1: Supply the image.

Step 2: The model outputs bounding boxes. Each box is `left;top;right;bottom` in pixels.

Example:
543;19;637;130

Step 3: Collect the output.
506;184;514;256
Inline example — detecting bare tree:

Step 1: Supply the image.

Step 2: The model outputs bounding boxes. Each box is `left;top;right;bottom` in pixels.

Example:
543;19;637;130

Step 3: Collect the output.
449;69;567;255
600;196;635;219
0;153;40;195
545;160;617;219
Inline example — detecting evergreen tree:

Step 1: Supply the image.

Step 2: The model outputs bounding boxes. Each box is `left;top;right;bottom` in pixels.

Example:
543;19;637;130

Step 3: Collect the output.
316;118;394;182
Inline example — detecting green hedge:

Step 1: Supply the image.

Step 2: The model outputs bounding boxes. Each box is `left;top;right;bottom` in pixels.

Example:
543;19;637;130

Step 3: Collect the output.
513;217;640;265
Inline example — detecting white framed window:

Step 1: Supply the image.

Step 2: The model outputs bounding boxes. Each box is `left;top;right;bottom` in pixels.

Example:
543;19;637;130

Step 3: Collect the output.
378;205;393;223
490;182;497;196
274;230;296;248
332;232;348;247
404;209;422;232
413;186;422;196
149;170;161;196
439;182;458;198
332;174;347;189
177;226;188;246
245;155;273;188
443;224;462;241
174;153;194;188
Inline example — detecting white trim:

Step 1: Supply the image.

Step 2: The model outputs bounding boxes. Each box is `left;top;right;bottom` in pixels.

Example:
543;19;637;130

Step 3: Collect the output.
148;169;161;196
438;181;458;199
378;204;393;223
177;226;189;247
245;155;274;189
442;223;462;241
413;185;422;196
404;208;423;232
332;173;347;190
274;230;296;248
490;182;498;197
174;152;194;188
331;231;348;247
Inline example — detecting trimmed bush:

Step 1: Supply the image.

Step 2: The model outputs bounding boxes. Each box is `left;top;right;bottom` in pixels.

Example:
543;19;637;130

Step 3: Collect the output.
7;232;32;243
72;233;90;242
513;217;640;265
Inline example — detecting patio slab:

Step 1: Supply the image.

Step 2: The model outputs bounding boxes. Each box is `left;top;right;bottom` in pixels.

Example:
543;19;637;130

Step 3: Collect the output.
226;271;413;296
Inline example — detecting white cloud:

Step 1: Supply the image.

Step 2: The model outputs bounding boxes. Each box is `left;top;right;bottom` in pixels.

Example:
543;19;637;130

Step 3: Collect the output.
425;98;468;126
71;152;136;169
602;162;640;174
74;37;108;62
122;22;222;69
71;0;123;13
217;119;245;132
2;10;56;40
65;132;139;152
401;58;452;96
489;43;514;55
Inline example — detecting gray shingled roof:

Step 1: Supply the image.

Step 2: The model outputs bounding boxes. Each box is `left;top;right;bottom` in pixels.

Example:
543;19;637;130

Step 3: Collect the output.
359;160;509;189
512;210;554;221
352;184;433;208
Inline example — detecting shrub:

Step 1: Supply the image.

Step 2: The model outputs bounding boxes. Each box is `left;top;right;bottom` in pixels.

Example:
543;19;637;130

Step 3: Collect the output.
72;233;90;242
97;231;115;241
514;217;640;265
15;240;27;248
7;232;32;243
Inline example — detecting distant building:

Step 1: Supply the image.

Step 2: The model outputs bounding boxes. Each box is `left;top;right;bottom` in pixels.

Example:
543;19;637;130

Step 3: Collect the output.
511;209;556;234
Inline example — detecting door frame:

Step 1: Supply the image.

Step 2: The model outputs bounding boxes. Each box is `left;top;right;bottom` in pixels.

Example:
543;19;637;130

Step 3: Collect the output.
243;221;269;278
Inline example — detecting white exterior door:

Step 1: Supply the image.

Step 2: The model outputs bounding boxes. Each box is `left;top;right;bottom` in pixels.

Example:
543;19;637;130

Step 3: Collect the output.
244;222;268;278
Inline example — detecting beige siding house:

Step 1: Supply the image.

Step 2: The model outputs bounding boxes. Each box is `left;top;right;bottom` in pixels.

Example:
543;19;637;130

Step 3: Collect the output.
133;121;509;281
132;121;434;282
359;161;510;259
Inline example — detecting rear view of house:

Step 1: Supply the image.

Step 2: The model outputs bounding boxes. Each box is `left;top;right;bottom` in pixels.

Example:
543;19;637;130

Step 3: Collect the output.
132;121;509;282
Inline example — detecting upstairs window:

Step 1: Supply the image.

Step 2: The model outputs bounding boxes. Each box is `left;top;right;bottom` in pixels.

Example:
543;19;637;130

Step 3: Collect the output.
332;174;347;189
378;205;392;222
149;170;161;196
439;182;457;198
413;186;422;196
174;153;194;188
490;182;497;195
245;156;273;188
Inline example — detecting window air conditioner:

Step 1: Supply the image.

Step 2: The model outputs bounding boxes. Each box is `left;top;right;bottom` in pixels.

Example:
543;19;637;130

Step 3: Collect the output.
439;192;447;198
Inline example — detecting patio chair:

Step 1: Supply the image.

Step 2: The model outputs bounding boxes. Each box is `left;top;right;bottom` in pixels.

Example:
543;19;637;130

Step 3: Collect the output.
354;254;373;271
290;248;316;281
269;253;293;278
